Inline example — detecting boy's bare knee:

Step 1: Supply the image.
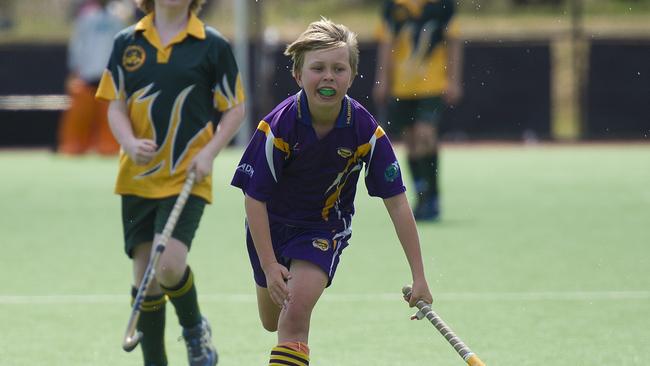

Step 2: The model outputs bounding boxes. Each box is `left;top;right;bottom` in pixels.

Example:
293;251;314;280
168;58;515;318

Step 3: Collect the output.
279;304;311;335
155;263;184;287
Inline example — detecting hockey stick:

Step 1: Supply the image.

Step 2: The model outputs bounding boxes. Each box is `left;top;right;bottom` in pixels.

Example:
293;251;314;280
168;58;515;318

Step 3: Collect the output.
402;285;486;366
122;171;197;352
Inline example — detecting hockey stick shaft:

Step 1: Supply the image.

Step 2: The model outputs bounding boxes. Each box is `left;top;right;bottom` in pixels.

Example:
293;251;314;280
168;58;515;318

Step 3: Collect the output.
122;171;196;352
402;285;486;366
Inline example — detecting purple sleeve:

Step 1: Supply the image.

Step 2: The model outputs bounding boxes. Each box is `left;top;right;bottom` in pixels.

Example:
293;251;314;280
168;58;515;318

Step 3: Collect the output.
364;132;406;198
231;122;287;202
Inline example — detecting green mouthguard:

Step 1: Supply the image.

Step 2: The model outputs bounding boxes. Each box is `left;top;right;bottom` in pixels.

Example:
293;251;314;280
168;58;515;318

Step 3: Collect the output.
319;89;335;97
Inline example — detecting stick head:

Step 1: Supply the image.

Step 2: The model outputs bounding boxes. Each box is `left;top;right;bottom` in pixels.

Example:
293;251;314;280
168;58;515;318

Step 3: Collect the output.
122;331;143;352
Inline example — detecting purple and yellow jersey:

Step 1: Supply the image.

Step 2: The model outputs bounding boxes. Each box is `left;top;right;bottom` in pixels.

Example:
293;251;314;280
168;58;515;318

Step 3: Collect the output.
376;0;459;98
231;91;406;231
96;13;245;203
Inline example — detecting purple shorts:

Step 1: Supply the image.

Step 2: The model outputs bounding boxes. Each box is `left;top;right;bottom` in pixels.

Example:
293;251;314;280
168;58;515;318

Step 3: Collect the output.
246;220;351;288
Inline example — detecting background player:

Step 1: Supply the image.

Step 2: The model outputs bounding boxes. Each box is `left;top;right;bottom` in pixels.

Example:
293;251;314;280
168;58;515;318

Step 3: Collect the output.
231;18;432;366
57;0;124;155
95;0;246;365
373;0;464;221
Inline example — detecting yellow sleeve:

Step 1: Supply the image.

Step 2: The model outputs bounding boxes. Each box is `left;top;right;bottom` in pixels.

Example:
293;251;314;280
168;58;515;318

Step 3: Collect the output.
446;18;461;39
95;69;120;101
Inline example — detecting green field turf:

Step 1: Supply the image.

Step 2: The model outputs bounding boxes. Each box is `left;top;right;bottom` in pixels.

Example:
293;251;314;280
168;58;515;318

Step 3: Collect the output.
1;144;649;365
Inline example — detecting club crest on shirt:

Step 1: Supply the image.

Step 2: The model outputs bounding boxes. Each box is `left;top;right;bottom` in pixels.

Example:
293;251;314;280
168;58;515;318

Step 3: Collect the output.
123;45;146;72
384;160;401;182
312;238;330;251
337;147;353;159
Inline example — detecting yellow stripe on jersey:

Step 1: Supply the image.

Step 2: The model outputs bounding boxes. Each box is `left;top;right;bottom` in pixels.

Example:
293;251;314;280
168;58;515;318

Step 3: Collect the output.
363;126;384;178
391;33;449;97
377;4;460;98
256;120;291;183
214;73;245;111
257;121;291;156
321;128;384;220
396;0;426;16
126;83;158;140
374;125;386;139
115;84;215;202
96;69;120;101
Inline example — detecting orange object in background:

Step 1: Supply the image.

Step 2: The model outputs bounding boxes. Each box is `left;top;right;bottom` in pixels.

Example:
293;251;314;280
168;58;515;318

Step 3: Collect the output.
57;77;119;155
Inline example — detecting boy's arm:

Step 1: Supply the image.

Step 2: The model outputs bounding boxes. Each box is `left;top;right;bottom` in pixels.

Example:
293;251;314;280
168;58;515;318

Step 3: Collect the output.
383;192;433;307
107;99;157;165
244;194;291;307
190;102;246;181
444;29;464;105
372;37;392;107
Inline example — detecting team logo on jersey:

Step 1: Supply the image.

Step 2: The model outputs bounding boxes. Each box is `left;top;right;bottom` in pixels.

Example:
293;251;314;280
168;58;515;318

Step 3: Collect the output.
236;163;254;177
123;45;146;72
312;238;330;251
384;161;401;182
337;147;353;158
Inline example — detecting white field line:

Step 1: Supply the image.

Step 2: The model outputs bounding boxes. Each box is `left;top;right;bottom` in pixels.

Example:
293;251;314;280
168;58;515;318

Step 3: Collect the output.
1;291;649;305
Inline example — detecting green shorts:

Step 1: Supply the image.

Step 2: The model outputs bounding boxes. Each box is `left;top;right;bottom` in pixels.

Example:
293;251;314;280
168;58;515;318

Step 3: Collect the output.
121;194;207;258
386;96;445;135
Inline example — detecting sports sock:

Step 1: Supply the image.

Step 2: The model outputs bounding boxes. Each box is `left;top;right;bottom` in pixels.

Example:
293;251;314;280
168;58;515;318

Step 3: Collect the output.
132;287;167;366
424;152;439;199
269;342;310;366
161;266;202;328
408;157;428;202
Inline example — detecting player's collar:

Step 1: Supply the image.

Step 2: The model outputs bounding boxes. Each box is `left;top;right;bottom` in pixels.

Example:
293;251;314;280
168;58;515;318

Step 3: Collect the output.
135;12;206;43
295;89;353;128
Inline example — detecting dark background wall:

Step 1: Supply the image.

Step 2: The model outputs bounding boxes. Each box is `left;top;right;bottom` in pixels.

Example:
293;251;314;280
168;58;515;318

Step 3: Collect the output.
0;44;67;148
250;40;552;141
0;44;68;94
1;39;648;147
585;39;650;139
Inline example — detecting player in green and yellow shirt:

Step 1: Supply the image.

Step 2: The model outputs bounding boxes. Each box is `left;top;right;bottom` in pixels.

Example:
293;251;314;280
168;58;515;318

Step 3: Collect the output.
96;0;245;365
373;0;463;221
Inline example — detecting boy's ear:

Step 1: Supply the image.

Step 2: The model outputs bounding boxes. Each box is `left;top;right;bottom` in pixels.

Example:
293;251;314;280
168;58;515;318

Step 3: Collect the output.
293;72;303;88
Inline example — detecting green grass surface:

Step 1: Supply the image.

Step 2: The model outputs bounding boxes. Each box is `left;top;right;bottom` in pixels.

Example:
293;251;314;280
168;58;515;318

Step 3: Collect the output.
1;144;649;365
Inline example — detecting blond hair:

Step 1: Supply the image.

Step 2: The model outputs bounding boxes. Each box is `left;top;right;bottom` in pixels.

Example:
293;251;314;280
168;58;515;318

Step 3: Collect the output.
136;0;206;14
284;17;359;77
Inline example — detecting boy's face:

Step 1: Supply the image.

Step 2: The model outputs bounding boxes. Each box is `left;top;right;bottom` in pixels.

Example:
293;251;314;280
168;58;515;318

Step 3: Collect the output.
294;46;354;112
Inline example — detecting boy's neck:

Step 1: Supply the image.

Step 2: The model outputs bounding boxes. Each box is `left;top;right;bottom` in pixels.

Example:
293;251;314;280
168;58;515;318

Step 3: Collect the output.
310;106;339;127
153;6;189;43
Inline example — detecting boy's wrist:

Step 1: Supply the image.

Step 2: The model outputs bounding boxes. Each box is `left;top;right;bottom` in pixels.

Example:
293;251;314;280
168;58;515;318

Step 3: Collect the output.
412;273;428;283
261;260;280;273
202;141;221;161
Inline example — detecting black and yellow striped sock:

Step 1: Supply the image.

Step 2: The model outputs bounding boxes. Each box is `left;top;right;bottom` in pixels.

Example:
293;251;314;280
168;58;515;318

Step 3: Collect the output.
131;287;167;366
269;342;310;366
161;266;202;328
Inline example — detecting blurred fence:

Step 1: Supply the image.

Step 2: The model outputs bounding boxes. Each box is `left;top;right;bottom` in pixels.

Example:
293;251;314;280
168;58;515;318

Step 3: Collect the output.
2;37;648;148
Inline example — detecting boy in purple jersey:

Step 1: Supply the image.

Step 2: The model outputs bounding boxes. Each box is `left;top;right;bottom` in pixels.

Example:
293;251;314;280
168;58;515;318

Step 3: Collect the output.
231;18;432;366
